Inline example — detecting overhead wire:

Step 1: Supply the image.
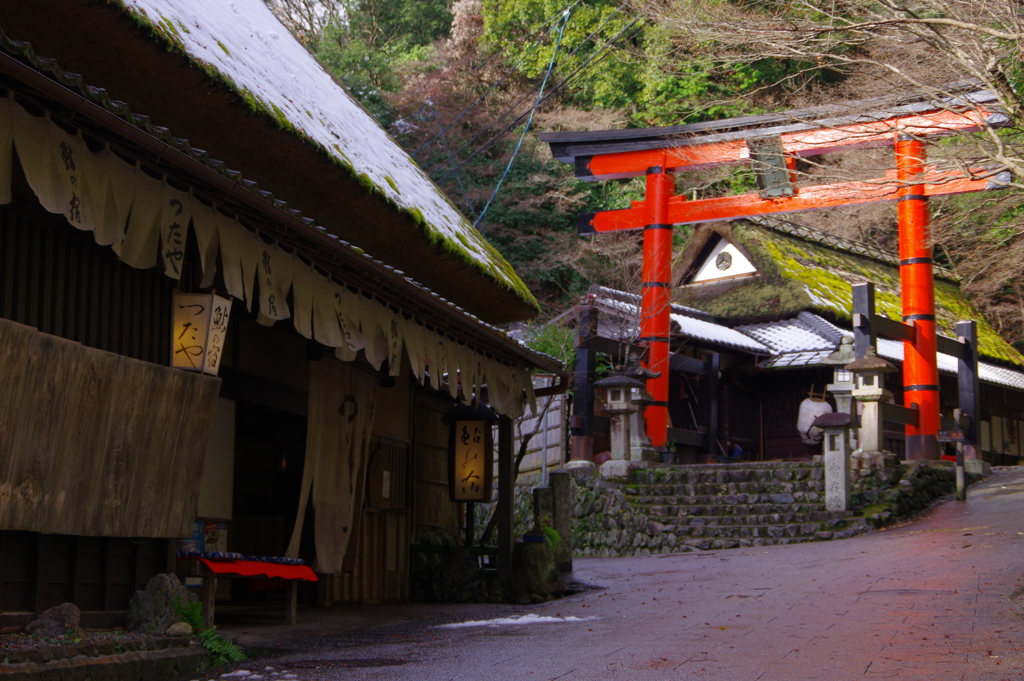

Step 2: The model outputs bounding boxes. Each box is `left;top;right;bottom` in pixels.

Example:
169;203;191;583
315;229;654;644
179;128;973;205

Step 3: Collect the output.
472;8;573;228
420;98;477;218
409;0;588;158
427;5;632;173
436;14;647;183
427;6;643;178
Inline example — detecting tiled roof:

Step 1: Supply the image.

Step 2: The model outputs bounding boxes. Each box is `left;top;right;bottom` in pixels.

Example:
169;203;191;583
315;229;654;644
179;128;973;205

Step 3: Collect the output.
587;286;768;354
761;350;833;369
737;313;839;356
669;313;770;354
755;314;1024;392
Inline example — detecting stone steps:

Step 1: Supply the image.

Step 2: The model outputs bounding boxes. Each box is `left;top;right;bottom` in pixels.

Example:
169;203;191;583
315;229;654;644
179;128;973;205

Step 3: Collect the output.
624;480;825;497
658;510;853;526
571;462;878;559
630;464;821;486
631;491;826;507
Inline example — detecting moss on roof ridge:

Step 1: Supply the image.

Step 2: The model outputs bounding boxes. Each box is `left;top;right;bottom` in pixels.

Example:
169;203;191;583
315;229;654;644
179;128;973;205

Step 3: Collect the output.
111;0;539;312
747;223;1024;367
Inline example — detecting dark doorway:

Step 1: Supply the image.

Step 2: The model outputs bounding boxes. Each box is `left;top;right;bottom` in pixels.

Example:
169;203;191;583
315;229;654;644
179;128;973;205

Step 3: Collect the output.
230;401;314;604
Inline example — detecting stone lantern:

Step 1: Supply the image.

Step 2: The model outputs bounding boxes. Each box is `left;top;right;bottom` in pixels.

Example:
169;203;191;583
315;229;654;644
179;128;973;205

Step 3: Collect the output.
846;347;898;470
594;373;647;461
811;412;853;511
822;336;857;418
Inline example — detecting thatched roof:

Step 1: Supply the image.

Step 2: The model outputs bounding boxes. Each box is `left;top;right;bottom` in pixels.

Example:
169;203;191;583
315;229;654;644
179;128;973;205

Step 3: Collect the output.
0;0;537;323
674;218;1024;368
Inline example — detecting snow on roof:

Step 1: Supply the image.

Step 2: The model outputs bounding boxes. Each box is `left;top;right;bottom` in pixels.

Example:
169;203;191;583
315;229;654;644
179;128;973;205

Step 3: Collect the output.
669;313;769;354
756;321;1024;391
760;350;832;369
736;315;837;355
587;286;768;354
118;0;531;302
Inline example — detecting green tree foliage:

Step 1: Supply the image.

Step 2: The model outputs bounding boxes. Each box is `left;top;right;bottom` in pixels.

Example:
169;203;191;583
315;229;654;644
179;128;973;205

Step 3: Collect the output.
316;0;452;125
481;0;643;110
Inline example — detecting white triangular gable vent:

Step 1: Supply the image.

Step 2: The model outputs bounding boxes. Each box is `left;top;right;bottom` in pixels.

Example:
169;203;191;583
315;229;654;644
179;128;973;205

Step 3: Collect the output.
690;237;757;283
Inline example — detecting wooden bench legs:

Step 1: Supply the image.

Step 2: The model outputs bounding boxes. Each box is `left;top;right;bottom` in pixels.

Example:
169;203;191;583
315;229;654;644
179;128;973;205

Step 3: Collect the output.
201;576;217;629
286;581;298;625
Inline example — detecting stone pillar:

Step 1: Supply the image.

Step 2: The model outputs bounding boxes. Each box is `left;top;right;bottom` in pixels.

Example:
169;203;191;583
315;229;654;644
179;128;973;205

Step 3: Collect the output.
533;486;554;526
549;471;573;573
608;410;631;460
813;412;853;512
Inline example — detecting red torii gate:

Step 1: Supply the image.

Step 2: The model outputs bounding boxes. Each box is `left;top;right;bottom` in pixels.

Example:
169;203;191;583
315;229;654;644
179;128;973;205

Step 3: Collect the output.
541;90;1007;461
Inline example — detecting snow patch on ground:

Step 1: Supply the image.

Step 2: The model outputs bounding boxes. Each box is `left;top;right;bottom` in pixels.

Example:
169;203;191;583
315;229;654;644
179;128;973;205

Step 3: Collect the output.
437;614;598;629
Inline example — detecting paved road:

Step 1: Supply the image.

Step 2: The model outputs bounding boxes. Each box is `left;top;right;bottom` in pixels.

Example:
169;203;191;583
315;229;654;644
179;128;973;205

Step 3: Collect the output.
220;468;1024;680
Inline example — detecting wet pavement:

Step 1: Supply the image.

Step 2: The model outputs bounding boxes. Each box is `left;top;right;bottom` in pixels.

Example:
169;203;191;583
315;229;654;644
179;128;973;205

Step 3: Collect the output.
212;468;1024;680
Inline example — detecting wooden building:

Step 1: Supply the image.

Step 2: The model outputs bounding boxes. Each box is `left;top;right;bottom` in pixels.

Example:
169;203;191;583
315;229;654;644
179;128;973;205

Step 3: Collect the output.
569;218;1024;465
0;1;564;626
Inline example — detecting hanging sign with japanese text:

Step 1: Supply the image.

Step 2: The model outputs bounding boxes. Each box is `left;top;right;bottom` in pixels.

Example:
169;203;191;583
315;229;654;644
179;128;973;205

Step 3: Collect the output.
448;419;493;502
171;291;233;376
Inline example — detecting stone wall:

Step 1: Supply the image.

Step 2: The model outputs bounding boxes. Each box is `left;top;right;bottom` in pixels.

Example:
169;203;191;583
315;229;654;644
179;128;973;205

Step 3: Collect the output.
571;473;682;557
472;462;982;561
859;463;981;527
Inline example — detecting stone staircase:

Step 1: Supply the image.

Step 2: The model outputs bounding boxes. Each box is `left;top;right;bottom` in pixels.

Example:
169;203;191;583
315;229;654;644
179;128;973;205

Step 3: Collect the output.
624;463;868;549
571;462;875;556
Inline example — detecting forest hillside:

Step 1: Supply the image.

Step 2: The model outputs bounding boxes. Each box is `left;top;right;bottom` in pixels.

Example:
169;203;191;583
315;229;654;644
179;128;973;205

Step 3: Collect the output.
266;0;1024;361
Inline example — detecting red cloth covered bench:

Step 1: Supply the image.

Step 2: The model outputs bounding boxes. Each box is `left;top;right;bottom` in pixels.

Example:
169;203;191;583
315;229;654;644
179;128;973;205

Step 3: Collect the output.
176;557;317;627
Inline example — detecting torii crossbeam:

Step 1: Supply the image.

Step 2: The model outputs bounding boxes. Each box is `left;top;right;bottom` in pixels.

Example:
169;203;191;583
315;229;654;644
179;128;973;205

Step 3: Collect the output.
540;89;1008;461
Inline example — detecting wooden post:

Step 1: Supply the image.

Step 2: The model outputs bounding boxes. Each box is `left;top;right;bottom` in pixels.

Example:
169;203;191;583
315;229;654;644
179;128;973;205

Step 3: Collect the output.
570;306;598;465
957;320;980;461
201;576;216;629
704;351;720;461
852;282;876;359
497;415;514;576
465;502;475;547
286;581;298;625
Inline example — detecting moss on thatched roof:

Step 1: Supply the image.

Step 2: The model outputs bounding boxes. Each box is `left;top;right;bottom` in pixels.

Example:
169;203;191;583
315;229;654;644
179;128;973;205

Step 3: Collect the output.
674;219;1024;367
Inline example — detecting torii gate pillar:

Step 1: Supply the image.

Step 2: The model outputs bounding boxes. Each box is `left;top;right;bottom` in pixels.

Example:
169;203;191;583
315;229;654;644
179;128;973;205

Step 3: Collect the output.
896;136;941;460
640;163;675;448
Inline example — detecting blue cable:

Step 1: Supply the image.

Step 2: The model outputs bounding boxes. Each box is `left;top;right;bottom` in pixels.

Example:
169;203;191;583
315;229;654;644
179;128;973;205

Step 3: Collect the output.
473;9;572;229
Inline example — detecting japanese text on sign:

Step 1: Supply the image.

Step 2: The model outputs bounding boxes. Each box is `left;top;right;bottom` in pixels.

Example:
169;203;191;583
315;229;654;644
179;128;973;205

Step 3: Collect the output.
453;420;487;501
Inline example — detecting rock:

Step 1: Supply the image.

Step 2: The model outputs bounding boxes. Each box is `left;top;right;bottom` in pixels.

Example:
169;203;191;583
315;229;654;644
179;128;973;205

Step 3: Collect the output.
600;459;639;480
25;603;82;639
511;541;564;598
166;621;194;637
769;493;795;504
127;573;197;634
646;520;665;536
431;546;483;603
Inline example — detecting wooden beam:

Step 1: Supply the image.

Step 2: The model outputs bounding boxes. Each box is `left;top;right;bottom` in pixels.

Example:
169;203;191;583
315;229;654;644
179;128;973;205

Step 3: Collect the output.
497;415;514;576
581;168;998;235
589;336;645;360
872;315;916;343
936;334;969;360
667;427;706;448
957;320;981;460
578;108;993;179
571;307;598;463
670;354;707;374
882;402;920;427
704;352;720;461
852;283;876;359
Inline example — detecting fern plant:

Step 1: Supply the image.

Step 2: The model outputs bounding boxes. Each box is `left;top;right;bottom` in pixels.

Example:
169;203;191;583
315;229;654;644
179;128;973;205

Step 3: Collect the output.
172;596;247;666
